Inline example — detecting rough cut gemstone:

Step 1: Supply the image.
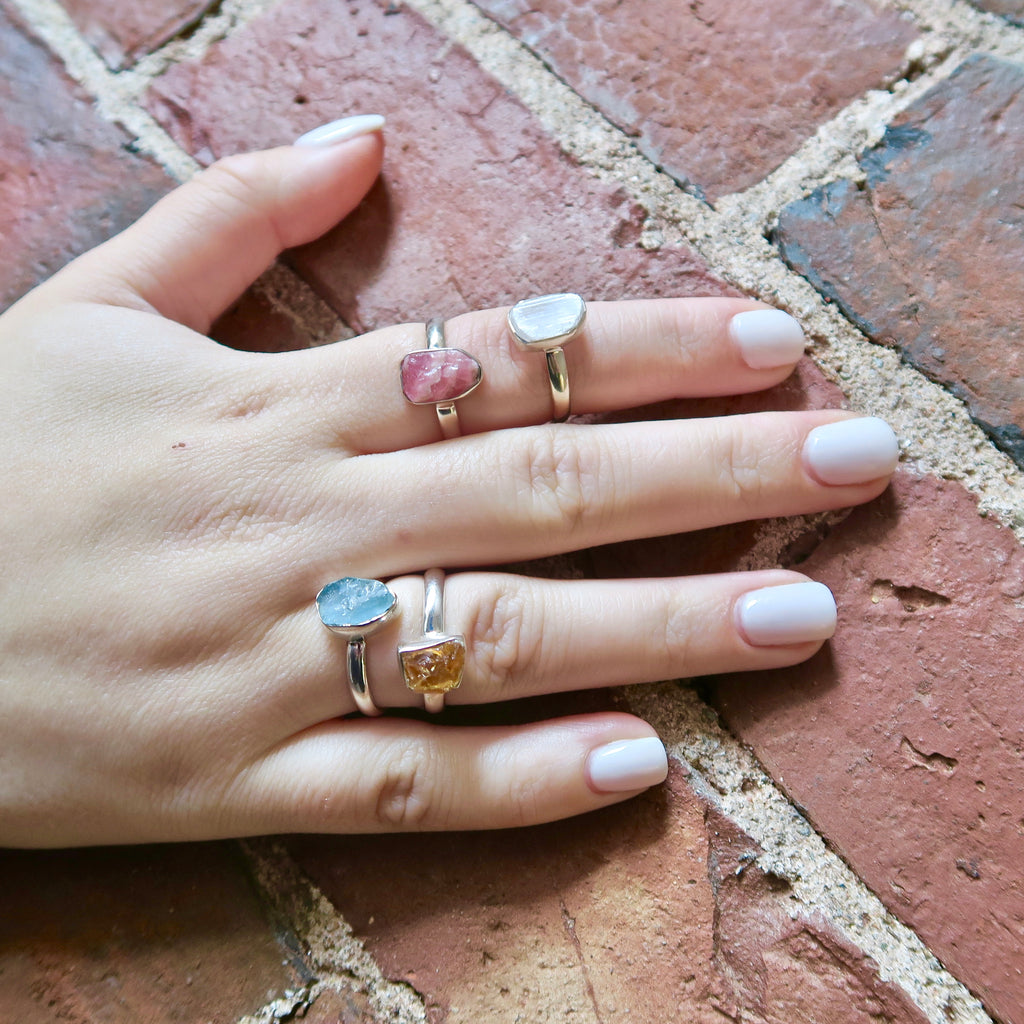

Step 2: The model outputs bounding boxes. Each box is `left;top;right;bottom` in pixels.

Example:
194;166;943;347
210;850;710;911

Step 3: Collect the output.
507;292;586;349
316;577;396;634
399;637;466;694
400;349;482;404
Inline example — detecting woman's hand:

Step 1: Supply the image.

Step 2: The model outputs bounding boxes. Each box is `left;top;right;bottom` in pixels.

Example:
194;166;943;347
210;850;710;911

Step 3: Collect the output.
0;118;898;847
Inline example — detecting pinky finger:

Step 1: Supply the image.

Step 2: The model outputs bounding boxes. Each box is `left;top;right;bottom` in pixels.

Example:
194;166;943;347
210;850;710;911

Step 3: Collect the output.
232;714;668;835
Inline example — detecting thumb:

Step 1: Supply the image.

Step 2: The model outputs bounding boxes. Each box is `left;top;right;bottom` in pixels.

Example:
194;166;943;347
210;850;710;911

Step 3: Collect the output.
49;115;385;333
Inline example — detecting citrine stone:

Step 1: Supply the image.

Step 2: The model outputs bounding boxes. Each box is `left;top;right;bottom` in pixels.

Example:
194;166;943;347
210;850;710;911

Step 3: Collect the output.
401;349;482;404
399;636;466;694
507;293;586;350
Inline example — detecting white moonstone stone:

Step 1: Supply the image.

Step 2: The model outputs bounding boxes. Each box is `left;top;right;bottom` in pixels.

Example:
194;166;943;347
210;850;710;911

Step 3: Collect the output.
508;293;586;349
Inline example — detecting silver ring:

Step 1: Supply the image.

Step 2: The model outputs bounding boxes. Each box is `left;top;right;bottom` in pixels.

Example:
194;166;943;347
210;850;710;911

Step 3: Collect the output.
507;293;587;422
316;576;398;716
400;319;483;439
397;568;465;713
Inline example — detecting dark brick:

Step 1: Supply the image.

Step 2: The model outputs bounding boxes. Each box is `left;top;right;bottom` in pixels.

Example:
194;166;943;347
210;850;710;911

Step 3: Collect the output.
0;3;173;311
776;55;1024;468
61;0;218;68
709;470;1024;1024
965;0;1024;25
473;0;917;201
286;765;928;1022
144;0;732;337
0;842;301;1022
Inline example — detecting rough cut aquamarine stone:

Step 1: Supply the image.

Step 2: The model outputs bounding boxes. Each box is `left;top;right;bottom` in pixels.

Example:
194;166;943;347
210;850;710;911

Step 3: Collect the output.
317;577;396;634
508;293;586;349
401;349;482;404
399;636;466;694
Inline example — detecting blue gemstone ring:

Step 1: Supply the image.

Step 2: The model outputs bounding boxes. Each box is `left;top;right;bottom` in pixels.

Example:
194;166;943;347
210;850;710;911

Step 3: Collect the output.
316;576;398;716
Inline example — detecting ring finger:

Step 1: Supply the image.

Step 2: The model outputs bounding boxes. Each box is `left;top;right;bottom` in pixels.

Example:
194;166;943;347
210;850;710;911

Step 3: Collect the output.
270;568;836;725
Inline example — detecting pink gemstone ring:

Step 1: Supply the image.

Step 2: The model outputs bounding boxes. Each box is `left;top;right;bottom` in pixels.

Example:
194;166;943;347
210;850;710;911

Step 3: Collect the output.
400;318;483;439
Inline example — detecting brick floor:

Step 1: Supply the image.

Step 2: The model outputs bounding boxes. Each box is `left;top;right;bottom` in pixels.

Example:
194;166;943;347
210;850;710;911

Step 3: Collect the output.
61;0;217;68
0;1;173;309
473;0;918;201
1;0;1022;1022
0;843;300;1022
776;55;1024;469
144;0;731;335
286;764;930;1024
710;470;1024;1024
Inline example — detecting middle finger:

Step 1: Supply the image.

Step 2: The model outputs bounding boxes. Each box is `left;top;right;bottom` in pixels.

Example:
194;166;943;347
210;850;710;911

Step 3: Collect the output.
319;410;899;576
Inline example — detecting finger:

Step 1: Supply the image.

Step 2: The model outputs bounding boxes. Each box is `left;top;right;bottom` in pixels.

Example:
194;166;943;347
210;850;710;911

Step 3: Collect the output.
41;117;385;333
229;714;667;834
288;298;808;451
269;570;833;727
317;411;899;573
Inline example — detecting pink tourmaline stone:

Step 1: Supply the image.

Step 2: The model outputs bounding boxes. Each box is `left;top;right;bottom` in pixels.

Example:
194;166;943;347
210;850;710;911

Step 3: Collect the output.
400;348;482;404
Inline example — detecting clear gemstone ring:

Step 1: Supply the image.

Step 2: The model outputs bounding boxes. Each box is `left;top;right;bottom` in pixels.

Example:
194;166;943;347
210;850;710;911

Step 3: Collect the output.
507;293;587;422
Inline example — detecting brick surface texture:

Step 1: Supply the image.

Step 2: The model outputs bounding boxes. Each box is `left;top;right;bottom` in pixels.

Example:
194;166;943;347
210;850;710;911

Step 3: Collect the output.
777;56;1024;468
474;0;918;200
61;0;217;68
0;844;299;1021
145;0;729;335
287;766;929;1024
2;0;1024;1021
0;2;173;310
710;470;1024;1023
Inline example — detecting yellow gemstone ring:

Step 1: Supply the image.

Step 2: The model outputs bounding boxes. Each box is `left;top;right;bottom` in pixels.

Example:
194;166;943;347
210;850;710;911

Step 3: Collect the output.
398;568;465;712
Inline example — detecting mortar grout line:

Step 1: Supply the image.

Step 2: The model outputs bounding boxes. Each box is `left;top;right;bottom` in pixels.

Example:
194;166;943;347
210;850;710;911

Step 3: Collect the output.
626;683;993;1024
404;0;1024;537
237;838;429;1024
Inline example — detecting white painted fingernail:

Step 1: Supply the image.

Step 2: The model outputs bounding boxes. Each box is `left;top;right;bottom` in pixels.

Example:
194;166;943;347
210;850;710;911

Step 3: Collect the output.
294;114;386;148
587;737;668;793
729;309;806;369
803;417;900;486
736;581;837;646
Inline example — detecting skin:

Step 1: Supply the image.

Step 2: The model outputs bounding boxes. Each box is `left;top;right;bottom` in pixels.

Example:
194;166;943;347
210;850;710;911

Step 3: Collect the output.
0;130;894;847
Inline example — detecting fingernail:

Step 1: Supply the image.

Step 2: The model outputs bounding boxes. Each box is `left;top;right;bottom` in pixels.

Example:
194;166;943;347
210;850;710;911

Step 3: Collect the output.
587;737;668;793
803;417;899;486
729;309;806;369
294;114;386;148
736;581;837;646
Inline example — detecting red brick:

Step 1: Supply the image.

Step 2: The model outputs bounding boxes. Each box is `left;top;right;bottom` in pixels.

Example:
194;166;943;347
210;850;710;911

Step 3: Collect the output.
144;0;731;337
0;4;173;311
61;0;217;69
776;56;1024;468
0;842;301;1022
286;765;928;1023
473;0;917;201
710;471;1024;1024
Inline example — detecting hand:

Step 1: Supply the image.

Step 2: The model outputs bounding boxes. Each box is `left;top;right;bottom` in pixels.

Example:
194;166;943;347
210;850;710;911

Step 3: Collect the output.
0;118;898;847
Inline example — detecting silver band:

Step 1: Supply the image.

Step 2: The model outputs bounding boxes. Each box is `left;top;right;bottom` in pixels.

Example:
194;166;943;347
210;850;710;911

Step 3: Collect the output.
398;568;466;712
425;318;460;439
346;636;380;717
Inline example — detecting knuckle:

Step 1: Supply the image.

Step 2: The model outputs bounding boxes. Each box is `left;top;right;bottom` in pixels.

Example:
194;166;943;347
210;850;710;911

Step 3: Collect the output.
715;425;766;507
515;429;600;534
368;741;443;829
466;581;543;697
